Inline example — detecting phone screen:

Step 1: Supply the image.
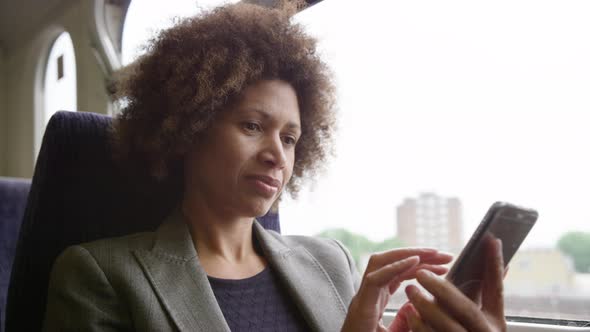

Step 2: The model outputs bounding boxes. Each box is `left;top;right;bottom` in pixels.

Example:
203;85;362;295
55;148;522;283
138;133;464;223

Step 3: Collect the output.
447;202;538;293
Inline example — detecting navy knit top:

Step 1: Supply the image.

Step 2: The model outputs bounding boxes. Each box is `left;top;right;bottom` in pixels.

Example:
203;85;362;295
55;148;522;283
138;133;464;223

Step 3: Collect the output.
208;267;310;332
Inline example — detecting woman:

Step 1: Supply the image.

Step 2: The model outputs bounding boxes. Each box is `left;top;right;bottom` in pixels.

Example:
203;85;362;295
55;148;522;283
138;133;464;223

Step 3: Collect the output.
43;2;507;331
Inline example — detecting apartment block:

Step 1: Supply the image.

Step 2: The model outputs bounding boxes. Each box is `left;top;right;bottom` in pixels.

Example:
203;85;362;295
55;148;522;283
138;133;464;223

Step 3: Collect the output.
397;193;463;253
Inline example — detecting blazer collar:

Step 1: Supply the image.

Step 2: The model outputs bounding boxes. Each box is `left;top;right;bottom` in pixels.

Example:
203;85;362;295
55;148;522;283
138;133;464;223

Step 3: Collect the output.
253;221;348;331
133;209;230;332
133;209;347;332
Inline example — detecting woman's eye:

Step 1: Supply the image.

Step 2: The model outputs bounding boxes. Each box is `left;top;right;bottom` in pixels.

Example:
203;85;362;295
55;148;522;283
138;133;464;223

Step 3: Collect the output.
243;122;261;132
282;136;297;146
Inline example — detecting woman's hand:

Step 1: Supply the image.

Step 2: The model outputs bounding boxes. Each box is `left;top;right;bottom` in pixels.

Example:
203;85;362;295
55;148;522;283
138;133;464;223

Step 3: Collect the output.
341;248;453;332
404;237;507;332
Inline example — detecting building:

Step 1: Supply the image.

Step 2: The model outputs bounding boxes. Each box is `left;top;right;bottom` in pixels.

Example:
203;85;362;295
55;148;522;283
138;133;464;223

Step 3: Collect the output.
504;248;577;296
396;193;463;253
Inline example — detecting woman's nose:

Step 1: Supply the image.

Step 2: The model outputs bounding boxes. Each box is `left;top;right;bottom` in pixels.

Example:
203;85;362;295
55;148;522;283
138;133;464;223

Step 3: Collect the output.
259;136;287;169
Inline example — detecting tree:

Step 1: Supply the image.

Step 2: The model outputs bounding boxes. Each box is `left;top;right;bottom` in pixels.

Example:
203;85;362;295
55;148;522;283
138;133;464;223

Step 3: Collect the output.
372;237;405;252
557;231;590;273
316;228;405;269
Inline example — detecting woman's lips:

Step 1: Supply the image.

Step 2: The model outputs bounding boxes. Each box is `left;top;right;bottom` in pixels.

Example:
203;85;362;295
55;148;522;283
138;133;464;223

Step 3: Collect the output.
246;175;280;197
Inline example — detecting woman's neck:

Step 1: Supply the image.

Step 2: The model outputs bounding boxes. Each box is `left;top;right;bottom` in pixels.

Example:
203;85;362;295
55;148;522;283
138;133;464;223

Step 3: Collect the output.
181;198;266;278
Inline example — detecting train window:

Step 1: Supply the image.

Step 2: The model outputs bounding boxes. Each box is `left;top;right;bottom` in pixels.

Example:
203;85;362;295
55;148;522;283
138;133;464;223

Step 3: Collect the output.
282;0;590;325
43;31;76;125
117;0;590;325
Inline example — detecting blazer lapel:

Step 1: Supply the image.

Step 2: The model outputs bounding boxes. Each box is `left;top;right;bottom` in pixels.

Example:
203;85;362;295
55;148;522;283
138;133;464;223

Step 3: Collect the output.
253;221;348;332
133;210;231;332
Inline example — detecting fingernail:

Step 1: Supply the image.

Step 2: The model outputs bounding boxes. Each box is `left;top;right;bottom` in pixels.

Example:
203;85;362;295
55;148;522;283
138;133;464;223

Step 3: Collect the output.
417;269;435;279
438;251;454;259
419;248;438;256
404;255;420;263
405;285;419;298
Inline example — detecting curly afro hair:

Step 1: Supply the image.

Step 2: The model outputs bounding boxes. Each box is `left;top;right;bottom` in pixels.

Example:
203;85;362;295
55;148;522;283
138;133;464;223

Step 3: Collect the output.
111;1;336;196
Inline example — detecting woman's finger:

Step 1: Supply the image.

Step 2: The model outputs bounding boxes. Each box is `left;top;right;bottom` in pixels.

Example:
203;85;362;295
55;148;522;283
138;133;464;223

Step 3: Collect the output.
343;256;421;332
405;307;435;332
388;302;414;332
415;269;489;331
405;285;466;332
397;263;449;281
482;238;505;321
355;255;420;312
365;248;438;272
362;256;420;293
387;262;450;296
417;251;454;265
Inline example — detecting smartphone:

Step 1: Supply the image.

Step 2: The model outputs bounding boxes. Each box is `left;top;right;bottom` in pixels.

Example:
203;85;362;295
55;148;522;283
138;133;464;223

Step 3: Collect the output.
446;202;538;294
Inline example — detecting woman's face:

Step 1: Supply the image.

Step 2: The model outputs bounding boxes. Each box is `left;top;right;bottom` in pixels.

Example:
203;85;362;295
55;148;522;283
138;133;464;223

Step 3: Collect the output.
184;79;301;219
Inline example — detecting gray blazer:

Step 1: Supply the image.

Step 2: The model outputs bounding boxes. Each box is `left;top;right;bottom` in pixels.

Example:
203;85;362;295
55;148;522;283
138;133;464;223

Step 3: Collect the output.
43;210;361;332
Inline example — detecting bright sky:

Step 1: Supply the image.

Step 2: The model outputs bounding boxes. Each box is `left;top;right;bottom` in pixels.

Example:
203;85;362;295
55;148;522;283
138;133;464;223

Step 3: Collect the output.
122;0;239;65
122;0;590;248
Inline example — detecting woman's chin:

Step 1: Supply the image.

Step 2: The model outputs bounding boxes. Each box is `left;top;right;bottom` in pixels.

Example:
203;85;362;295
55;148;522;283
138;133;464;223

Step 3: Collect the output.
233;194;277;219
245;200;274;218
